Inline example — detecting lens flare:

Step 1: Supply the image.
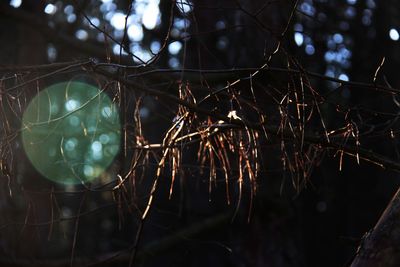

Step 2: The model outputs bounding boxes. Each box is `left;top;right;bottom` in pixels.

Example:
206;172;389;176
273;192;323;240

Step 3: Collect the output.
21;81;121;185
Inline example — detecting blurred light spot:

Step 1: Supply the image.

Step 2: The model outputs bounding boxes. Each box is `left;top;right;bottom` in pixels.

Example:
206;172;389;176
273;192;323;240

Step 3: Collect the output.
75;29;88;40
87;125;97;134
127;24;144;41
10;0;22;8
217;37;228;50
362;10;372;26
65;99;80;111
338;73;349;81
363;16;372;26
128;14;140;25
339;47;351;59
104;11;114;21
170;28;180;38
67;14;77;23
294;32;304;46
101;2;116;13
216;20;226;30
88;17;100;28
324;51;335;63
325;69;335;78
112;44;127;55
65;138;78;151
50;103;59;114
62;207;72;217
131;44;151;62
344;6;356;18
176;0;193;14
64;5;74;15
44;3;57;15
335;53;343;63
300;2;315;16
91;141;102;153
168;41;182;55
305;44;315;55
68;116;80;126
150;41;161;53
342;60;351;69
110;12;127;30
389;29;399;41
294;23;303;32
47;44;57;62
92;151;103;161
142;3;160;30
174;18;189;30
135;2;146;15
101;106;112;118
140;107;150;119
333;33;343;44
99;134;110;144
97;33;105;42
347;0;357;4
364;8;372;16
84;165;94;177
366;0;376;9
113;29;124;39
327;39;336;50
169;57;180;68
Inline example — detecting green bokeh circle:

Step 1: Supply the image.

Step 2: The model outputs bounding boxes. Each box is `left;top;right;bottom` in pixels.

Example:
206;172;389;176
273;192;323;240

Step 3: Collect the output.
21;81;121;185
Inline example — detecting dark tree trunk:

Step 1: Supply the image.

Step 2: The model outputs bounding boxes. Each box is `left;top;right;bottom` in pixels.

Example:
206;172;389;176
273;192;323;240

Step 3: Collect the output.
351;186;400;267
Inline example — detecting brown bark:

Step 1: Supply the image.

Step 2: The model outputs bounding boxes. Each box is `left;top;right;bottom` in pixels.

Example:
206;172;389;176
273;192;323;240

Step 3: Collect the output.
351;187;400;267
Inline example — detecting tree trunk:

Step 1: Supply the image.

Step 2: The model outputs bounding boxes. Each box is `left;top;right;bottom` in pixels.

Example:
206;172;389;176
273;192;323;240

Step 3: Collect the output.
351;187;400;267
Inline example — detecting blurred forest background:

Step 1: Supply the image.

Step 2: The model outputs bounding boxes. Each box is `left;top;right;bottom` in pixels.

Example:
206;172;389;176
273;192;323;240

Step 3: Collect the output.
1;0;400;266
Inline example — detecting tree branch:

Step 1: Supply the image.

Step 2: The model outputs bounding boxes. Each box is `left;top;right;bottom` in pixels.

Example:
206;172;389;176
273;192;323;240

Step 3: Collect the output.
92;63;400;173
350;187;400;267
